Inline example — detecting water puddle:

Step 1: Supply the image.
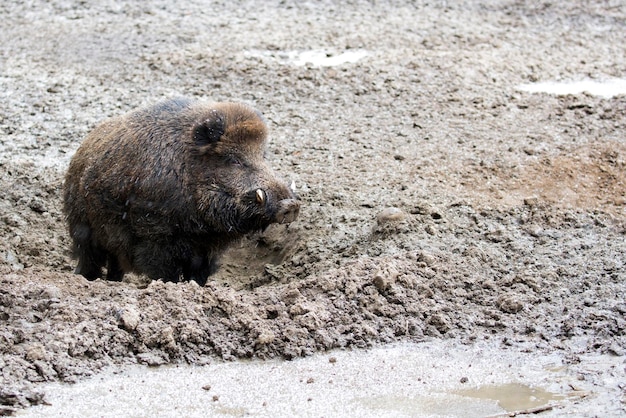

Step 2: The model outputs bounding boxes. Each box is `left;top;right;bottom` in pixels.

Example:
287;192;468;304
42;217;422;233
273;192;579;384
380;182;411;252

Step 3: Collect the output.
245;49;368;67
517;78;626;98
454;382;565;412
360;394;503;417
18;341;620;417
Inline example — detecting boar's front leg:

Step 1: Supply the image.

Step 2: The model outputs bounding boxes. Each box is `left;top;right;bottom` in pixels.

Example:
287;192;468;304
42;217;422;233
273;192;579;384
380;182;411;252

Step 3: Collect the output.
182;254;219;286
106;255;124;282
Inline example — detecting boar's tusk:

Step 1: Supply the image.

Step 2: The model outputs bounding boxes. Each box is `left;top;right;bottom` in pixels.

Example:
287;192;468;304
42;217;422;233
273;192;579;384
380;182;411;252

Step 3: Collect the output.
256;188;266;205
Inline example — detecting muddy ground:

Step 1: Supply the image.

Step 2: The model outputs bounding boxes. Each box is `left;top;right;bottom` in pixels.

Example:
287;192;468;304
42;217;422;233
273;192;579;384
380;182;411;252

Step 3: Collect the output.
0;0;625;414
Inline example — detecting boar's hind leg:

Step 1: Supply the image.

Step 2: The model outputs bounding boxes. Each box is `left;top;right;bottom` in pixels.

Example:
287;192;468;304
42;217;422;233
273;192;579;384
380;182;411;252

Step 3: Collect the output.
70;222;106;280
133;241;182;283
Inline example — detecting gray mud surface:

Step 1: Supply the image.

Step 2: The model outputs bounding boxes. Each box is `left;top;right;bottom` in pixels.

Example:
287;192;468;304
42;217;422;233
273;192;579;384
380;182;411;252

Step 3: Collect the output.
1;0;625;414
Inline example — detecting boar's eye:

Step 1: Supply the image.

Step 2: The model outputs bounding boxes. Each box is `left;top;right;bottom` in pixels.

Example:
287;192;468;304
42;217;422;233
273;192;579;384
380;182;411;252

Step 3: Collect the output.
226;155;243;166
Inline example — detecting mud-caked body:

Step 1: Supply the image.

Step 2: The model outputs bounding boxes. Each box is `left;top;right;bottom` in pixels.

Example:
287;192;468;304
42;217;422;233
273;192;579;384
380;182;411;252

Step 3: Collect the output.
63;98;299;285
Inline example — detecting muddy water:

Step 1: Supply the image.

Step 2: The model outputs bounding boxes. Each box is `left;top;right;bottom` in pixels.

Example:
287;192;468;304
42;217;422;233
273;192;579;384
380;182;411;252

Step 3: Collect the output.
18;341;622;417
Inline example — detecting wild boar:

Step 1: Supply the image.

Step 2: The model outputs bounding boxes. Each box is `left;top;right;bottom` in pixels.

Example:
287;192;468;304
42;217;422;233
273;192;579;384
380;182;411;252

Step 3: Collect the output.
63;98;300;285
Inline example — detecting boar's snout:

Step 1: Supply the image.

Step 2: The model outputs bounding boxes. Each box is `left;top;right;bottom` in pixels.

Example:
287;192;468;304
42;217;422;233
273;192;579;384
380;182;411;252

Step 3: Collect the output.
253;187;300;225
275;198;300;224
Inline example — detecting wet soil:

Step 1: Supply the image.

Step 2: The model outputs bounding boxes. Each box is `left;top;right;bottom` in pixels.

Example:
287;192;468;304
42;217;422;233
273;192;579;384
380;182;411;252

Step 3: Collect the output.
1;0;625;414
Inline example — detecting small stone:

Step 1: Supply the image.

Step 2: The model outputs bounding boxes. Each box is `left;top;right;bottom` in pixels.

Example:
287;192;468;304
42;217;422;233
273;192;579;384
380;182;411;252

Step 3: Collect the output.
306;377;314;384
460;376;468;384
25;343;47;361
39;286;62;300
427;314;451;334
372;267;398;292
497;295;524;314
0;387;46;409
430;211;443;220
212;395;220;402
525;225;543;237
417;284;434;298
2;250;24;270
372;274;389;291
282;288;302;305
28;197;47;213
416;252;436;266
289;303;308;316
2;214;26;227
159;326;176;347
202;384;211;391
607;343;624;356
0;406;16;415
136;352;167;367
523;197;539;206
329;357;337;364
255;331;275;345
117;307;140;331
376;207;406;225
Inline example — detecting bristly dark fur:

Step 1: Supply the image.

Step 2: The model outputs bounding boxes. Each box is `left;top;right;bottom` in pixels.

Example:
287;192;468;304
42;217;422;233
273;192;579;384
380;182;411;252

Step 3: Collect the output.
63;98;299;285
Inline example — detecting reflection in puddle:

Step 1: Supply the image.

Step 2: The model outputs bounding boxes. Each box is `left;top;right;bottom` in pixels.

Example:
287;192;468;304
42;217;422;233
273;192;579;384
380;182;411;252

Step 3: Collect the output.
454;382;565;412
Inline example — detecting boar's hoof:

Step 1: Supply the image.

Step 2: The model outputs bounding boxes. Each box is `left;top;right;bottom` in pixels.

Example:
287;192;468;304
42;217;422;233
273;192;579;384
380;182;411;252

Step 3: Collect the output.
276;199;300;224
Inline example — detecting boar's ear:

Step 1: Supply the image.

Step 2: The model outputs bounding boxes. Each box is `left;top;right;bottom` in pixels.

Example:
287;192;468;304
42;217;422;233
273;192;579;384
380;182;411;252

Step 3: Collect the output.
193;110;225;146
